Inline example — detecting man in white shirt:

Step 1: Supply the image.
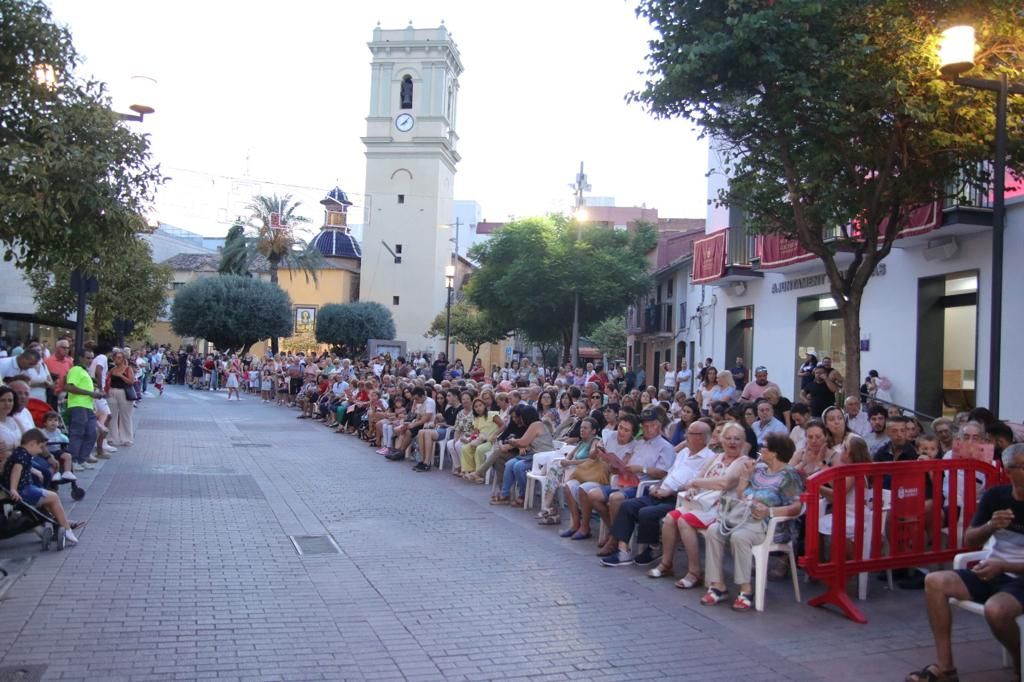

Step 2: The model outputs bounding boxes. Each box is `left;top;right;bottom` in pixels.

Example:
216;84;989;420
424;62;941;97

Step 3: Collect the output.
844;396;871;437
86;342;114;459
602;420;713;567
676;360;692;395
751;400;789;446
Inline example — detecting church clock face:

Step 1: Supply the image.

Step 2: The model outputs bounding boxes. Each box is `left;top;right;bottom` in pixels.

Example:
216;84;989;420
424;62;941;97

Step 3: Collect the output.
395;113;415;132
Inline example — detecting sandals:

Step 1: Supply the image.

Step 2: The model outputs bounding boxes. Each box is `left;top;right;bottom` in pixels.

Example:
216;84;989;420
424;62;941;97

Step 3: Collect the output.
537;516;561;525
674;573;702;589
510;498;526;508
647;564;674;579
905;665;959;682
490;496;510;505
559;528;578;538
731;592;754;611
700;587;729;606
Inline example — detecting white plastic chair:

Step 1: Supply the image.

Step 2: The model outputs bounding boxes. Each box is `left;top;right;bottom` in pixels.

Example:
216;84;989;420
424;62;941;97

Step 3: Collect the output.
523;444;570;510
950;540;1024;674
751;506;804;612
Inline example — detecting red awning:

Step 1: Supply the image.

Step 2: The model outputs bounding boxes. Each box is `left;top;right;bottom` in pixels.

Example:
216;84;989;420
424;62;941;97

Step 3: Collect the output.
692;230;727;283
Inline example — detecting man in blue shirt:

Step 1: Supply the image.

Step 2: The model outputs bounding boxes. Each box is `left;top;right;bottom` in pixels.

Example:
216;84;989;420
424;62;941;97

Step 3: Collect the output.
751;400;788;446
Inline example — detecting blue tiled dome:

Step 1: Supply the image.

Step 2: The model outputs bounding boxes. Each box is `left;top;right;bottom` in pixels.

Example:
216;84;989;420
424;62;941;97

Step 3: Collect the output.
312;228;361;260
322;186;353;207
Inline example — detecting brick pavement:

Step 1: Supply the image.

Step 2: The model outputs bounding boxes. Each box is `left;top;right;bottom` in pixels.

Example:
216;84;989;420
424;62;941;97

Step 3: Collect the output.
0;386;1010;681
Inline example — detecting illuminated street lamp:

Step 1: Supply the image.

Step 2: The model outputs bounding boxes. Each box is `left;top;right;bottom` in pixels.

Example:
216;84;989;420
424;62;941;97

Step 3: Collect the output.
938;24;1024;416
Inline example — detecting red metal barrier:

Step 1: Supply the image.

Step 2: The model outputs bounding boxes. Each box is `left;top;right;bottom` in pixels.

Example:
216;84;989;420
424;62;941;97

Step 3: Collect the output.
800;459;1006;624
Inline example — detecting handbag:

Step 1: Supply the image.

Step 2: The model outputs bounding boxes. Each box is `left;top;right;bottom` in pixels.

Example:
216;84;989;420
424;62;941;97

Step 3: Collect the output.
716;494;753;535
677;489;721;513
570;458;610;485
124;385;139;401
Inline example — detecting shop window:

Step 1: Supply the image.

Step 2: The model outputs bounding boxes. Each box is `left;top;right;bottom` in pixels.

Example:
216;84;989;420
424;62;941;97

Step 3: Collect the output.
393;296;400;305
398;194;405;204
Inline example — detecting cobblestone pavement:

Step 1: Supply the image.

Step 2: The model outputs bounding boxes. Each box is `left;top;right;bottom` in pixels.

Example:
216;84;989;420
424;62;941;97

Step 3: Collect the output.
0;387;1010;681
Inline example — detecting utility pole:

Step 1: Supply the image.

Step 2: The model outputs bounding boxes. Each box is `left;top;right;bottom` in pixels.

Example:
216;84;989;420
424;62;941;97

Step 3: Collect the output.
569;161;590;368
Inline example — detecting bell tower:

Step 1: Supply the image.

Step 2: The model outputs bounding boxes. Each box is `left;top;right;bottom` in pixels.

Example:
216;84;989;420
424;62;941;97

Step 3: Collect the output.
360;22;463;353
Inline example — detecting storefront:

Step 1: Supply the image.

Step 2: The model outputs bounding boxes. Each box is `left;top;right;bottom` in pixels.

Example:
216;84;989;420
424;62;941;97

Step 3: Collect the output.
702;230;1003;418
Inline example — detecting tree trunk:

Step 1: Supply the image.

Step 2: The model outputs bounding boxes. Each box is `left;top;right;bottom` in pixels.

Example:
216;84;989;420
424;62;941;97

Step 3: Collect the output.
469;345;480;369
270;259;280;354
561;329;572;365
839;297;862;408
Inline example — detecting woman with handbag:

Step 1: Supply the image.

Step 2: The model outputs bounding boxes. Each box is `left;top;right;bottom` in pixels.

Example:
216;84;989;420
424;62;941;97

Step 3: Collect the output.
648;422;749;588
107;350;136;447
701;432;803;611
535;417;600;528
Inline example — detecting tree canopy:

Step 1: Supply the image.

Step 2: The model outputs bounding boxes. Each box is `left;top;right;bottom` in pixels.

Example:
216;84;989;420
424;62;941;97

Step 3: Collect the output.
0;0;161;271
233;193;322;285
426;302;508;367
315;302;396;357
26;235;171;339
632;0;1024;392
467;216;656;360
170;275;292;354
588;315;627;362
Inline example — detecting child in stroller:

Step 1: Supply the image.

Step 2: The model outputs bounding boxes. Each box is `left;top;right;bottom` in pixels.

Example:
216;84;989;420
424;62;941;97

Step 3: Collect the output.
2;429;84;546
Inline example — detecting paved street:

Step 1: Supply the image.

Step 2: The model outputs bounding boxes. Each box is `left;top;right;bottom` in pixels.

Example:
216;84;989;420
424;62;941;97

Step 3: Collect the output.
0;387;1010;681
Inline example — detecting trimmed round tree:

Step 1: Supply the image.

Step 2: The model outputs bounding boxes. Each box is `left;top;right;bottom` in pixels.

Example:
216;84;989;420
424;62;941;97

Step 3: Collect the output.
171;275;292;353
316;302;395;356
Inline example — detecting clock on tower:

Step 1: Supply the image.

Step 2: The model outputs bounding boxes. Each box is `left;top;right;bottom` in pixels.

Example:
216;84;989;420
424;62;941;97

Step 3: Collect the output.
360;23;463;353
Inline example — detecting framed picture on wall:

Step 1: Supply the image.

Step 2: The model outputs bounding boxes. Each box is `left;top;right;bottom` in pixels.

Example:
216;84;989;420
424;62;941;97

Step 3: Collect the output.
294;306;317;334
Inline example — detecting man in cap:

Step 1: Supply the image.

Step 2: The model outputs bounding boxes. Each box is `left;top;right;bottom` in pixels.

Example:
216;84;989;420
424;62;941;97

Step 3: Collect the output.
739;365;780;402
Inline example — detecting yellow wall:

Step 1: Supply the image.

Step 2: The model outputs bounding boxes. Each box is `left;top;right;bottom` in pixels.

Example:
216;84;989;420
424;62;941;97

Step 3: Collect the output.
154;265;358;355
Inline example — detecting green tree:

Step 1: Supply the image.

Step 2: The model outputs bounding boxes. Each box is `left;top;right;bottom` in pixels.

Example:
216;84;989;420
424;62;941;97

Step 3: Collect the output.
0;0;161;271
632;0;1024;395
218;220;250;276
588;315;627;361
170;275;292;354
426;302;508;366
26;235;171;339
315;302;396;357
467;216;655;362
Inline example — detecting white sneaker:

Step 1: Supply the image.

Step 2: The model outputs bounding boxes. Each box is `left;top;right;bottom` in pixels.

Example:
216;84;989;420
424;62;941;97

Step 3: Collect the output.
63;529;78;545
52;472;63;483
104;444;118;453
78;462;95;470
61;471;77;482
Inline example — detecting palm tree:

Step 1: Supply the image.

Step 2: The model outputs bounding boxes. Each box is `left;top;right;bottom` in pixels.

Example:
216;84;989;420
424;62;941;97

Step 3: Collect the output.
218;220;250;276
245;193;325;353
245;193;323;285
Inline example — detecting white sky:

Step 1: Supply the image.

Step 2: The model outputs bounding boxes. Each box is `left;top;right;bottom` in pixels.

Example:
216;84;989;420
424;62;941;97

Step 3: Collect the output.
46;0;709;238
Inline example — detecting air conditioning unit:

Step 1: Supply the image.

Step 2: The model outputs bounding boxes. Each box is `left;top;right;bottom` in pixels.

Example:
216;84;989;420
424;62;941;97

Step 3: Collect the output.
923;236;959;262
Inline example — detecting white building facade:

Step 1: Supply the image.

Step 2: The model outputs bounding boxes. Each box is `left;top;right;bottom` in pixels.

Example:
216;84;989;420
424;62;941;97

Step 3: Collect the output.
687;144;1024;421
359;24;463;353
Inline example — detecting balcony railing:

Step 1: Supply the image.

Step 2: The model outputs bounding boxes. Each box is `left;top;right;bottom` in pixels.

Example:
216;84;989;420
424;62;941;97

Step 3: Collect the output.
643;303;673;334
626;305;642;334
727;225;758;265
944;161;994;210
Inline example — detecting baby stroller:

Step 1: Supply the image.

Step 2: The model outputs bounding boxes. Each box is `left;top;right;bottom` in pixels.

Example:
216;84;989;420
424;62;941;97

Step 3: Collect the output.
28;398;86;501
0;484;67;551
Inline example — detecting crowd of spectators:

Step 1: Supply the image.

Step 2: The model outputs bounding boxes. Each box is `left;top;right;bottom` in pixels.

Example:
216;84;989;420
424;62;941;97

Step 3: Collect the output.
238;348;1020;619
0;336;172;546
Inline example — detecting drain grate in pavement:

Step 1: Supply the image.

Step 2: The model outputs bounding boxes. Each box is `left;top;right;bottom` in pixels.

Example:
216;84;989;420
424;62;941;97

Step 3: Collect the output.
289;535;341;556
0;665;46;682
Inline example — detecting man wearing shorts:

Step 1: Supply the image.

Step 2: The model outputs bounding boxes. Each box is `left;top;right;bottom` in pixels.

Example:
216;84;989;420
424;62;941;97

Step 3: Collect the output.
909;443;1024;682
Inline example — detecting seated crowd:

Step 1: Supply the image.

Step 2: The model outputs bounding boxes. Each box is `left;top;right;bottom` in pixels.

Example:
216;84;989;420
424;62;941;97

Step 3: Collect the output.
259;350;1022;629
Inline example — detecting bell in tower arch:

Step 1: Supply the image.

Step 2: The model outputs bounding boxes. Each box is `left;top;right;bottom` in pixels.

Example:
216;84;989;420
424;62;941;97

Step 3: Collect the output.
400;75;413;110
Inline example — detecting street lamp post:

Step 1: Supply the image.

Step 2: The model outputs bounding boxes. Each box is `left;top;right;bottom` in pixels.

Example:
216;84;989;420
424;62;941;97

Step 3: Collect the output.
70;266;99;357
444;265;456;362
939;25;1024;416
569;162;590;368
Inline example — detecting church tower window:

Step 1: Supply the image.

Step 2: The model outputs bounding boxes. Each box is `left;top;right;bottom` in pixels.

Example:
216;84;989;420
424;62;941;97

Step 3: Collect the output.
400;75;413;109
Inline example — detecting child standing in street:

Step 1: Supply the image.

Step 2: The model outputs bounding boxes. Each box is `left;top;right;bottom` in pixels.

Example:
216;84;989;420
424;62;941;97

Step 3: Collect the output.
154;368;166;396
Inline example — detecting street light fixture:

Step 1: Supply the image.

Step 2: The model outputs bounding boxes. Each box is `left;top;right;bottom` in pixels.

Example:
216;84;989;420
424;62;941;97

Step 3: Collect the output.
938;24;1024;416
444;265;456;362
33;63;56;89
